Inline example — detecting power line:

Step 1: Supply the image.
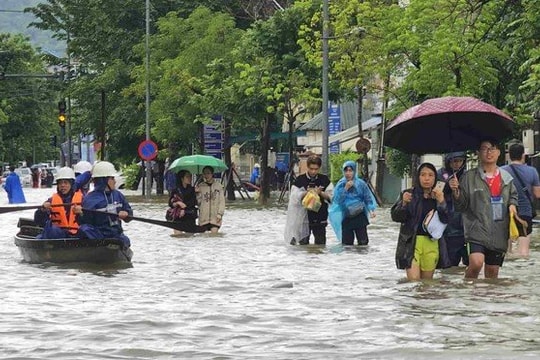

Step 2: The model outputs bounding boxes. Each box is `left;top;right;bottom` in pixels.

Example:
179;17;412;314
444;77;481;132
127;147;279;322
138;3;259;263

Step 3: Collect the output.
0;9;25;13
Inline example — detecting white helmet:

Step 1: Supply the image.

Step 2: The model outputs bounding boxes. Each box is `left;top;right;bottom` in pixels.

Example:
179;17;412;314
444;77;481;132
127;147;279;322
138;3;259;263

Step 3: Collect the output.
73;160;93;174
92;161;117;178
56;166;76;181
253;163;260;168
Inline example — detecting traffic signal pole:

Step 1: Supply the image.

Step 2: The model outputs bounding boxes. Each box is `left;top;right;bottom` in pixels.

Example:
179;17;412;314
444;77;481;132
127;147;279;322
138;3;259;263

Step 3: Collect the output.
58;100;67;166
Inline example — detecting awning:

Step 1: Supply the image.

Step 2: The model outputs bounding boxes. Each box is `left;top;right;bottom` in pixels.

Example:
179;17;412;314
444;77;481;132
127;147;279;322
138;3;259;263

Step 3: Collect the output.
304;115;382;147
230;130;306;144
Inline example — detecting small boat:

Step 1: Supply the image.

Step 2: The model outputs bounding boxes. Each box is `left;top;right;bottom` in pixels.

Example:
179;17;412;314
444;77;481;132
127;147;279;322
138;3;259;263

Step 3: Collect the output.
14;218;133;265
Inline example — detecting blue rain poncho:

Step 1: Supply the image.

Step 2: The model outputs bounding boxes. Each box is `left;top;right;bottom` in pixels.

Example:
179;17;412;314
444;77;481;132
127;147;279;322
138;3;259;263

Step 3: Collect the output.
4;172;26;204
328;160;377;242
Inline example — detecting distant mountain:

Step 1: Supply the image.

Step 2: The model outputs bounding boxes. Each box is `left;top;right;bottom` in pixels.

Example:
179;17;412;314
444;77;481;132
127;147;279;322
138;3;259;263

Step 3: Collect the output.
0;0;66;57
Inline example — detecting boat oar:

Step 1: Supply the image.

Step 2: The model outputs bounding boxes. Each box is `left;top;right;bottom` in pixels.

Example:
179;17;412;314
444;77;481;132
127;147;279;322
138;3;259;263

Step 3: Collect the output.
81;208;189;231
0;203;74;215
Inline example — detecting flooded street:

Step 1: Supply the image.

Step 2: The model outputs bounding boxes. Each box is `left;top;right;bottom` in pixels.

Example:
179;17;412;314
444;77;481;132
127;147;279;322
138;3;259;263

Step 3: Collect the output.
1;187;540;359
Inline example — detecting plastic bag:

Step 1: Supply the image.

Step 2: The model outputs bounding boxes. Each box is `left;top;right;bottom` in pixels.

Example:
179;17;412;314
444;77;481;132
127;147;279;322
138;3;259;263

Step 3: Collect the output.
284;186;309;244
302;189;322;212
509;213;519;240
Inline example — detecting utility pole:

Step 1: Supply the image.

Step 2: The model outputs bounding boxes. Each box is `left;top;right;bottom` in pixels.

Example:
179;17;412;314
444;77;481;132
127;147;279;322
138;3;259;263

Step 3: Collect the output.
66;33;73;167
321;0;330;175
144;0;152;199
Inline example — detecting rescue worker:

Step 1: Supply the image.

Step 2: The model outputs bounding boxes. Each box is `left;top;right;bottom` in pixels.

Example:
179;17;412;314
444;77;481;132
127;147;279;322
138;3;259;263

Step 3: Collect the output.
34;167;83;239
73;160;93;195
77;161;133;247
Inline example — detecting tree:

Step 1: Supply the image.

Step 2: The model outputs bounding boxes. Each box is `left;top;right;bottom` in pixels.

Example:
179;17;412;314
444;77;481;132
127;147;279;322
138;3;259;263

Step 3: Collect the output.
224;5;320;204
0;33;58;165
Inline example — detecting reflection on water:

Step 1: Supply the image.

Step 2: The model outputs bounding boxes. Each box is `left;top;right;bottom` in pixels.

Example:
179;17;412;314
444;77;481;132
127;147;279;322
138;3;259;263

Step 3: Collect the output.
1;188;540;359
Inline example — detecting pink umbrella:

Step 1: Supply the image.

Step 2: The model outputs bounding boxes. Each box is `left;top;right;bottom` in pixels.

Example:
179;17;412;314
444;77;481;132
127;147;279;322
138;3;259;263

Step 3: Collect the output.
384;96;515;154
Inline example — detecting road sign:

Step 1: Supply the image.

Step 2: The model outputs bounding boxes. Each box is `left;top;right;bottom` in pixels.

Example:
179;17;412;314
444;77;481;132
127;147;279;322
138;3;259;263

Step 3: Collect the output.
138;139;158;161
329;102;341;154
204;115;223;157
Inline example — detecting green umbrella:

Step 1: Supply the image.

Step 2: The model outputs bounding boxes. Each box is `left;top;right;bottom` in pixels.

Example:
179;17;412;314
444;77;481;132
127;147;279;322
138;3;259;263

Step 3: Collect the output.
168;154;228;174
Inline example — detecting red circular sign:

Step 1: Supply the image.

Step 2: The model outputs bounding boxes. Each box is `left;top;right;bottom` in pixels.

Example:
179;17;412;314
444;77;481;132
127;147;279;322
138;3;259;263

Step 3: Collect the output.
138;140;158;161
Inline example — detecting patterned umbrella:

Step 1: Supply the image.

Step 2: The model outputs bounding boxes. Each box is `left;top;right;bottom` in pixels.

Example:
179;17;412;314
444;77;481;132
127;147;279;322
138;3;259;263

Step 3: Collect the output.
168;154;228;174
384;96;515;154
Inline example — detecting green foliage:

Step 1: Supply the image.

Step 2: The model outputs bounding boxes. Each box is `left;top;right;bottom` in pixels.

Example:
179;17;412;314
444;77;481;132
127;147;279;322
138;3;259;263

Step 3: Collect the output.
385;148;411;178
121;163;141;190
11;0;540;174
0;33;58;164
329;151;362;184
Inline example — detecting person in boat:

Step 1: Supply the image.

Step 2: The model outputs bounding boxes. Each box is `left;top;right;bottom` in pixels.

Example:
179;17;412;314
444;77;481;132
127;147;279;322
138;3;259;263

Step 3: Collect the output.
167;170;204;234
328;160;377;246
34;167;83;239
3;166;26;204
436;151;468;267
195;165;225;233
77;161;133;247
73;160;93;195
391;162;449;281
450;139;518;279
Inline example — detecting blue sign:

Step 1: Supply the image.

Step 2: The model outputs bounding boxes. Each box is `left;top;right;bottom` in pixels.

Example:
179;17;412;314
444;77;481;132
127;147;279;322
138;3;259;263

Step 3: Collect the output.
204;115;223;157
328;102;341;154
138;139;158;161
204;132;222;141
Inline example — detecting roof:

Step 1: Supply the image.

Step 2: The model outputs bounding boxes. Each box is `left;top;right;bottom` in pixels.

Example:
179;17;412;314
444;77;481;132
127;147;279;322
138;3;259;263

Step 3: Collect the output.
305;115;382;147
298;101;371;131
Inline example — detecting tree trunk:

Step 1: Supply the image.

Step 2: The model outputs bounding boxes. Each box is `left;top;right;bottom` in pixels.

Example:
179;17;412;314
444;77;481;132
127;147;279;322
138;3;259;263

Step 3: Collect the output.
259;114;272;205
156;160;165;195
223;116;236;200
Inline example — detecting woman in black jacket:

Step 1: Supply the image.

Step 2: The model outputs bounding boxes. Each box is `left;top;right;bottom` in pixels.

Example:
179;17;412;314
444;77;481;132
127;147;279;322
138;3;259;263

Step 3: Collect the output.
391;163;450;281
167;170;204;234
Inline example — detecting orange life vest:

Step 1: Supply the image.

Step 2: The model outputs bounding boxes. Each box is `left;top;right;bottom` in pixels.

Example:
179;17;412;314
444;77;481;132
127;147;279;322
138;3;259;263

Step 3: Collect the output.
49;191;83;235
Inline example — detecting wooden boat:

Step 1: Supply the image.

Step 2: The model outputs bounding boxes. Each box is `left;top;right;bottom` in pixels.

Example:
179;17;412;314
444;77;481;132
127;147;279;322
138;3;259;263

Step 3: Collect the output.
14;218;133;265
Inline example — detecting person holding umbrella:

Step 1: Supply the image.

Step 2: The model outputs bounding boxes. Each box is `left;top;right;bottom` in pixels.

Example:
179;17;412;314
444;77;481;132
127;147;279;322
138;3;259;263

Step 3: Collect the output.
450;139;518;279
437;151;468;267
167;170;204;234
196;165;225;233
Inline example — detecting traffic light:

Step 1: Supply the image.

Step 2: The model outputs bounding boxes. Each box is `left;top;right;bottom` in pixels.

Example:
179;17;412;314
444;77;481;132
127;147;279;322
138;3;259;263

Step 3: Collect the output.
58;100;67;127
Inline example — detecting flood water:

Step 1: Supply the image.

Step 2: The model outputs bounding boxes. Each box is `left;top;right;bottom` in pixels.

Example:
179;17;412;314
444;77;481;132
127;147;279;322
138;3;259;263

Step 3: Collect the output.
1;187;540;359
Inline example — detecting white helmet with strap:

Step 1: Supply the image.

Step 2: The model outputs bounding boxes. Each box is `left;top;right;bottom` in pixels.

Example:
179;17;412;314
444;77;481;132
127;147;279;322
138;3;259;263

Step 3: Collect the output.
92;161;117;178
56;166;76;181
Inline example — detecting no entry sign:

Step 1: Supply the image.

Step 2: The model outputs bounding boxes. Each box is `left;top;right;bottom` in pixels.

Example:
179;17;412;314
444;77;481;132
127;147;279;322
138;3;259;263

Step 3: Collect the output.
138;139;158;161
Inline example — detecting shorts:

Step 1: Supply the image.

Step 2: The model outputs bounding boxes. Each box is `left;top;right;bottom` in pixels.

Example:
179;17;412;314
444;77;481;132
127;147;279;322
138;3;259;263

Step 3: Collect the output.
517;215;533;236
413;235;439;272
467;242;505;266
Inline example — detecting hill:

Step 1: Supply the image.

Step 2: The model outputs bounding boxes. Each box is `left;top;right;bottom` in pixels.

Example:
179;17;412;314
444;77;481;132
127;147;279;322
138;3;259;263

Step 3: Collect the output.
0;0;65;57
